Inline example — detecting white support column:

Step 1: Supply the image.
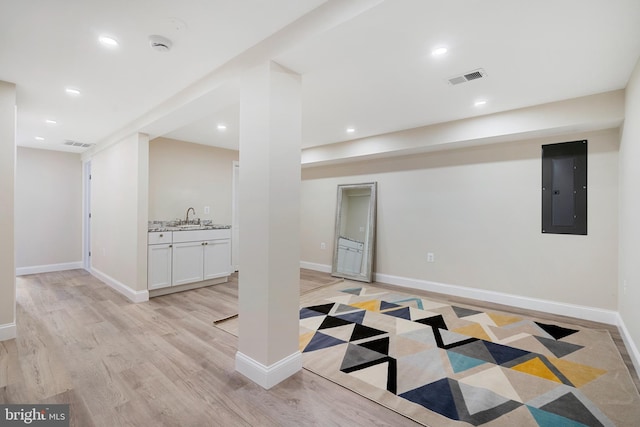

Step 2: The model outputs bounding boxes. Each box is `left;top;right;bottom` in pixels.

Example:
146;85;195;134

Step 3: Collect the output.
235;62;302;389
0;81;16;341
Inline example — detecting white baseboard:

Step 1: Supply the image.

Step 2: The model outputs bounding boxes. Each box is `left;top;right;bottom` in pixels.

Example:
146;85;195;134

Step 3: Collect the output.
616;314;640;376
235;350;302;389
373;272;620;326
16;261;83;276
90;267;149;303
0;322;16;341
300;261;332;273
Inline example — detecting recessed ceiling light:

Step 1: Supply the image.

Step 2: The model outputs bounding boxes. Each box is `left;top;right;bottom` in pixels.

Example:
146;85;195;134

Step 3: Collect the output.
217;124;227;131
65;87;81;96
98;35;119;48
45;119;57;124
35;136;44;141
346;127;356;133
474;100;487;107
432;47;448;56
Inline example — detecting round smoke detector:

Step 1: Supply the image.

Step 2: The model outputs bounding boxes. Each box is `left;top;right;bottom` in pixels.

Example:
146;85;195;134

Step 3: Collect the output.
149;35;172;52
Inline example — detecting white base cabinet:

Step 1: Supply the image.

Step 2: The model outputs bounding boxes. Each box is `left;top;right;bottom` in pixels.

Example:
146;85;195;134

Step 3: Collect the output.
204;239;232;280
172;241;206;286
148;229;231;291
148;243;172;290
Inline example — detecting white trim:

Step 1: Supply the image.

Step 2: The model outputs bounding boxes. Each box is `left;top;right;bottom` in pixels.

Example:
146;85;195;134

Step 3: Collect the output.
82;160;91;271
235;350;302;389
617;314;640;376
300;261;332;273
231;160;239;271
90;267;149;303
373;272;620;325
16;262;83;276
0;322;16;341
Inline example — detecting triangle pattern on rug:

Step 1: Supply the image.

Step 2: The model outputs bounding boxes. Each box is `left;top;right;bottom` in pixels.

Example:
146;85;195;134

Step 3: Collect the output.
448;340;497;364
398;327;437;347
540;392;605;427
320;324;356;342
453;323;492;341
464;312;498;327
300;314;326;331
458;381;514;415
348;360;389;390
535;336;584;358
350;299;381;312
488;312;523;327
340;343;388;373
304;303;335;315
298;285;636;426
380;300;402;310
350;323;387;342
534;322;578;340
409;307;438;321
548;357;606;388
400;378;460;421
300;307;326;319
334;303;360;314
318;315;353;330
299;331;314;351
383;307;411;320
459;365;522;403
415;314;448;330
527;406;588;427
303;331;346;352
452;306;483;318
359;336;390;355
440;329;480;347
395;318;430;335
512;357;563;384
336;310;366;325
483;341;531;365
447;351;486;373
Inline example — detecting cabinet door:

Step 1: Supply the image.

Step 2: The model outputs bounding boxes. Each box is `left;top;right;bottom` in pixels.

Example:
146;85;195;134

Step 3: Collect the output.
148;244;172;290
172;241;204;286
203;239;231;280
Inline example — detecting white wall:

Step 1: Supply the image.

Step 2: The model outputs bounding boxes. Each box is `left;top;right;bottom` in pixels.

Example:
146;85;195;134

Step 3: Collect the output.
0;81;16;339
302;129;619;311
619;57;640;367
90;133;149;295
15;147;82;272
148;137;238;224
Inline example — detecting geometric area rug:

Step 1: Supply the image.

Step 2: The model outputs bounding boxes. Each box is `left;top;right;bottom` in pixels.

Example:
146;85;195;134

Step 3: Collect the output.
299;284;640;426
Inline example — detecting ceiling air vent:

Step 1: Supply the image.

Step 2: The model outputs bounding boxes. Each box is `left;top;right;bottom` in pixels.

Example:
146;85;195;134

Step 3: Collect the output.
447;68;487;85
63;140;93;148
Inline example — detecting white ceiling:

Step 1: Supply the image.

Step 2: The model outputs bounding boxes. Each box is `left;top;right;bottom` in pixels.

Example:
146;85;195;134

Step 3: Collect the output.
3;0;640;154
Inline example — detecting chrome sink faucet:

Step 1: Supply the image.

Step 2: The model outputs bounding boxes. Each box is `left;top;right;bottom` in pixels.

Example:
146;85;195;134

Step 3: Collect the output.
185;207;196;224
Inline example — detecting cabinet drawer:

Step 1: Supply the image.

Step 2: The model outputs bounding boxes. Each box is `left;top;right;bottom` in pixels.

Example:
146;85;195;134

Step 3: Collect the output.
148;231;172;244
172;229;231;243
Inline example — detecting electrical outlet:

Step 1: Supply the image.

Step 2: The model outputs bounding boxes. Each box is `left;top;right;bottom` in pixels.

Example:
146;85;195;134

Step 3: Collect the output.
320;242;326;250
623;280;628;295
204;206;210;214
427;252;435;262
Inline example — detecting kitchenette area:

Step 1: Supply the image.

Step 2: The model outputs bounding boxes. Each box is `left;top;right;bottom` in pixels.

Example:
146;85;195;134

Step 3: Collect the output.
146;136;239;298
147;214;232;297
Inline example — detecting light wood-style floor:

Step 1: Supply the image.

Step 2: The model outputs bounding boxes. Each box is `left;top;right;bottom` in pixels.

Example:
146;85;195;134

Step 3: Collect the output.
1;269;638;426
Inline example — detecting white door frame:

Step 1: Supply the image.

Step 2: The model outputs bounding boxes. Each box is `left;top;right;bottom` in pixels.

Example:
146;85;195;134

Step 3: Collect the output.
82;160;92;271
231;160;239;271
